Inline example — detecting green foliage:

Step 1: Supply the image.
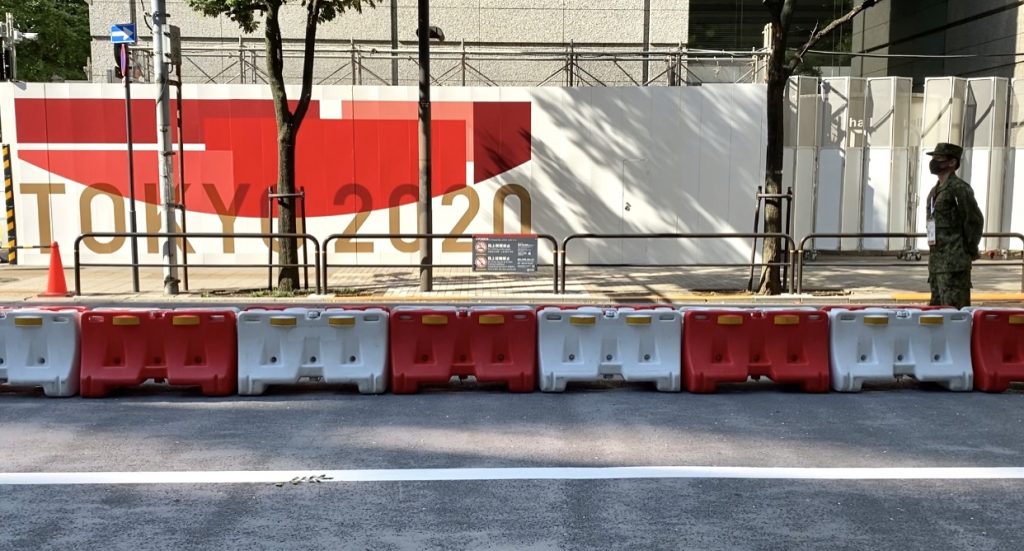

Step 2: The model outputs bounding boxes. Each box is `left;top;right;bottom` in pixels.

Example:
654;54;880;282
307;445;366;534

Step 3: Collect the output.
184;0;376;291
185;0;375;33
0;0;90;82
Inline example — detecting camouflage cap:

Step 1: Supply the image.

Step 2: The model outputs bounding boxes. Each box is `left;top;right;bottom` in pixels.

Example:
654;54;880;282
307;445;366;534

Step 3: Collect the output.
926;142;963;159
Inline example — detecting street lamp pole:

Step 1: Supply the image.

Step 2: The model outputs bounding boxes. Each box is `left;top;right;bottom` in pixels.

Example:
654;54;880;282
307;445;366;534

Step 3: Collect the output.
417;0;432;292
1;13;40;81
1;13;30;80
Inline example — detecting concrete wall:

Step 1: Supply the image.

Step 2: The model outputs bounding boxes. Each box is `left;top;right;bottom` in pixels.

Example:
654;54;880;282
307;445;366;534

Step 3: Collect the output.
88;0;690;86
852;0;1023;87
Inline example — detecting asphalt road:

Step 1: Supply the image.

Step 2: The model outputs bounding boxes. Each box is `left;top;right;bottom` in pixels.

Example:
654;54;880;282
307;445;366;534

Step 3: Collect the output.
2;382;1023;550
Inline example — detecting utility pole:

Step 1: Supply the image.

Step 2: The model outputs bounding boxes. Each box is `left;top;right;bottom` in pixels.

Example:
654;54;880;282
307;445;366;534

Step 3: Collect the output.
3;13;16;81
152;0;179;294
0;15;9;81
417;0;432;291
5;13;14;80
1;13;39;81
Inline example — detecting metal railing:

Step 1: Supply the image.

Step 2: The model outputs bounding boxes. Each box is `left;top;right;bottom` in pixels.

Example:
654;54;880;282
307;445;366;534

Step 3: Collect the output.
560;232;798;294
73;232;322;295
321;233;561;294
796;232;1024;294
67;229;1024;297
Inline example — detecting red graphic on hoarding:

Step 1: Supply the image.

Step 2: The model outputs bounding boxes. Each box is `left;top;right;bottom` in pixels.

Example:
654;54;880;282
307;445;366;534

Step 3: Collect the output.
14;98;531;217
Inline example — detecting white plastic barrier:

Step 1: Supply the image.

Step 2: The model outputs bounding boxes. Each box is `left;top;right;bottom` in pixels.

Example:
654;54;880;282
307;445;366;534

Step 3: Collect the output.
828;307;973;392
537;306;682;392
0;308;81;397
237;307;389;395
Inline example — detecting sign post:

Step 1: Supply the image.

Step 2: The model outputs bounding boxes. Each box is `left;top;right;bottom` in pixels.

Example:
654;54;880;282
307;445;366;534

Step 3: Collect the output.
111;23;140;293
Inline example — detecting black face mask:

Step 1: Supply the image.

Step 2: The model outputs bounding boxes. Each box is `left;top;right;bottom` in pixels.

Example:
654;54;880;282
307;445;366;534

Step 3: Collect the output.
929;159;949;175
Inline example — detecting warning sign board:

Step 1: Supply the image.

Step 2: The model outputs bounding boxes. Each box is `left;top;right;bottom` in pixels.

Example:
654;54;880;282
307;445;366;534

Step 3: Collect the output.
472;235;538;273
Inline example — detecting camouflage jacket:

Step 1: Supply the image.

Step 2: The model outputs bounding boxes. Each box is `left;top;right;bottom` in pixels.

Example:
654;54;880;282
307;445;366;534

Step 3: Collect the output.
926;173;984;273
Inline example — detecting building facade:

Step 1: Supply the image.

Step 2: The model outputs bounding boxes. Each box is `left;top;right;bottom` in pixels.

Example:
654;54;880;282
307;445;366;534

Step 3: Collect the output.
86;0;858;86
88;0;691;86
852;0;1024;87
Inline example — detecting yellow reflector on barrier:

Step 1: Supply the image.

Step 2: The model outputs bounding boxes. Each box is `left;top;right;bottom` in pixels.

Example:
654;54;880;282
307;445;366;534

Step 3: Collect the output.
863;315;889;326
625;315;652;326
328;316;356;327
112;315;140;326
774;315;800;326
570;315;597;326
479;314;505;325
920;315;945;326
717;315;744;326
422;315;448;326
1009;315;1024;325
172;315;200;326
14;316;43;327
269;316;298;327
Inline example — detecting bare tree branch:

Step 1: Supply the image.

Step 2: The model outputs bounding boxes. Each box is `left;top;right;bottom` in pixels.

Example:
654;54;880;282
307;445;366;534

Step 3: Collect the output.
786;0;877;73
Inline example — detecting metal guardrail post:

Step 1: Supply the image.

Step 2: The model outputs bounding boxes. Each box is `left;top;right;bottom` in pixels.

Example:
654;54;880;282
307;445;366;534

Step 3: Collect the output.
73;239;81;296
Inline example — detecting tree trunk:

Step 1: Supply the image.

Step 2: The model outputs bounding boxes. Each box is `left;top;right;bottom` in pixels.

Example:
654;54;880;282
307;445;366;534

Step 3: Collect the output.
758;0;791;295
264;1;300;291
758;0;879;295
759;73;786;294
276;127;300;291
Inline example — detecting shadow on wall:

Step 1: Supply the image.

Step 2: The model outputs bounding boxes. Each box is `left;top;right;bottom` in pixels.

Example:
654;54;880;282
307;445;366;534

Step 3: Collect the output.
511;86;767;275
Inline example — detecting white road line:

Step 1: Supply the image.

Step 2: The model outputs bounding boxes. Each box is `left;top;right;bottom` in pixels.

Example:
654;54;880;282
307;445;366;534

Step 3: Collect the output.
3;466;1024;485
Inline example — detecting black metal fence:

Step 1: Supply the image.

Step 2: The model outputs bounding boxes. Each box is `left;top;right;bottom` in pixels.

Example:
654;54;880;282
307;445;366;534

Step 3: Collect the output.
67;229;1024;297
321;233;561;294
73;232;322;295
560;232;798;293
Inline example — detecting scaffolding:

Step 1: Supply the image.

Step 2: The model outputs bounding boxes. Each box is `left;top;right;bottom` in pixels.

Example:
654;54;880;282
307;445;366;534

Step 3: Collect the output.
110;42;768;87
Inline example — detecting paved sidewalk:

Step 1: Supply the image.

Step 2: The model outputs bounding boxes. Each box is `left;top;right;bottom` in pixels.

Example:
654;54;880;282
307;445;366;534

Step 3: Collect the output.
1;254;1022;305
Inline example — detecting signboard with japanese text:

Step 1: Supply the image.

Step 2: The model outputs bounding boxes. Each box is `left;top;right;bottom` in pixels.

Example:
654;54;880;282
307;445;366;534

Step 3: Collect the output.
472;235;537;272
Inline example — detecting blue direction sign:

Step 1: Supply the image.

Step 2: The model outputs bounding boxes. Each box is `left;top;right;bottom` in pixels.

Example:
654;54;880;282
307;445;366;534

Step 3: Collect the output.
110;23;137;44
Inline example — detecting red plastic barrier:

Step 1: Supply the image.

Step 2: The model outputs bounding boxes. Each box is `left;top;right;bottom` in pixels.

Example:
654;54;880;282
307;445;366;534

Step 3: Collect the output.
390;307;536;394
971;310;1024;393
80;309;237;397
683;309;829;393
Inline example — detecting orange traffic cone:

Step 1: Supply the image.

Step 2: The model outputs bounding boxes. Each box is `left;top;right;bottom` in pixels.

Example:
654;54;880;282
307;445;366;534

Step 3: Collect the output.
40;241;72;297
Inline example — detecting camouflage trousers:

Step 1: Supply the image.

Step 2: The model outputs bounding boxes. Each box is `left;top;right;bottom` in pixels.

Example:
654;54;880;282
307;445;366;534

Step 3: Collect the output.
928;270;972;309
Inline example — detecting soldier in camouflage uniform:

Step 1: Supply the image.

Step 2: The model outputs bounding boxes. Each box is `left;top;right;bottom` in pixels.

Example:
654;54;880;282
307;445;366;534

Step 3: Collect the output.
925;143;984;309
